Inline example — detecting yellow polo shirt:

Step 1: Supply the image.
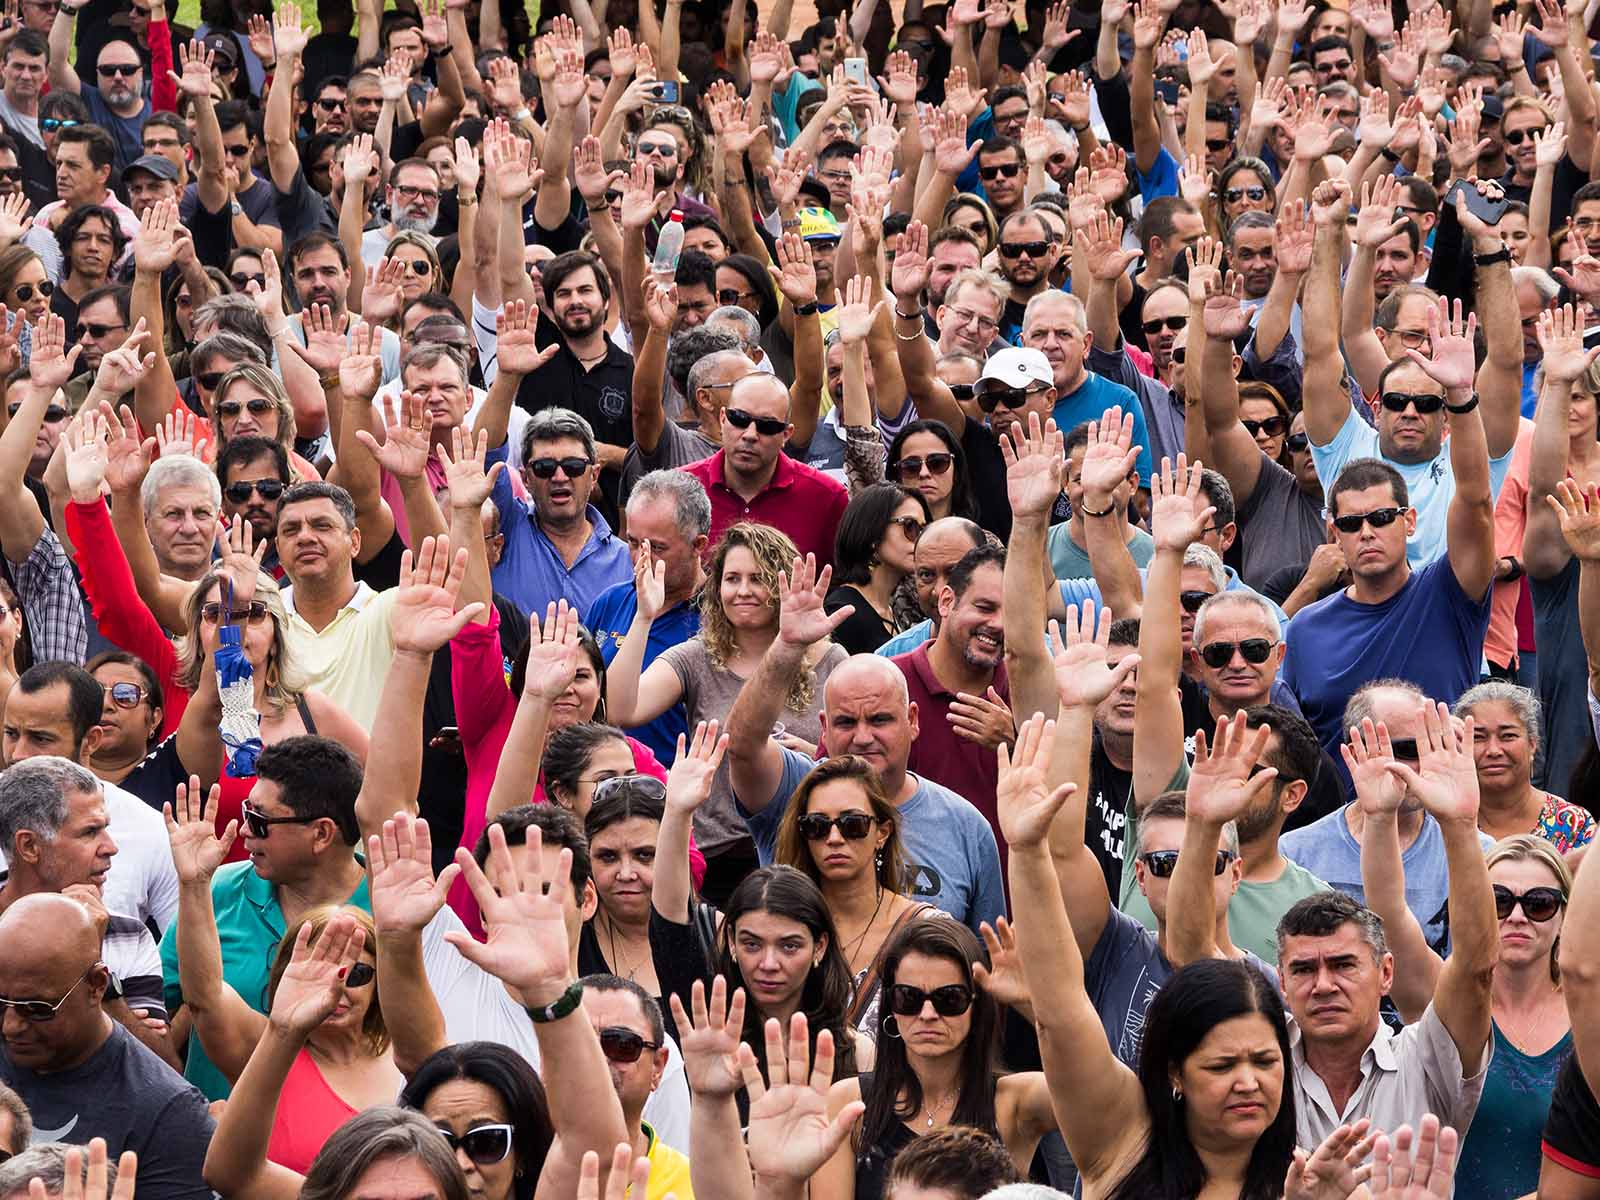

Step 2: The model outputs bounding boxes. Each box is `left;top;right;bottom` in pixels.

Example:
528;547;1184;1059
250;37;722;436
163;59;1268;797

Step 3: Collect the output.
281;581;400;732
642;1123;694;1200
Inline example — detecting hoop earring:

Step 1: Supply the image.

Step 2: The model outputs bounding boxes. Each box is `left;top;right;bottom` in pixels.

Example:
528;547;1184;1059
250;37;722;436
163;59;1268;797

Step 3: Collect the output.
881;1014;902;1039
1172;1086;1183;1103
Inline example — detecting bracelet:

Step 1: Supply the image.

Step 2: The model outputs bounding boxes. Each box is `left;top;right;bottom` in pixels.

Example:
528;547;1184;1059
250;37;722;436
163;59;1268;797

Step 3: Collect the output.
1078;500;1117;518
1508;59;1527;71
267;326;288;339
1473;247;1512;266
458;194;478;206
525;981;584;1024
792;301;820;316
318;373;340;388
1501;555;1526;581
895;326;925;342
894;307;921;321
1445;392;1480;414
1380;146;1401;162
430;46;450;58
1070;121;1089;132
512;107;532;121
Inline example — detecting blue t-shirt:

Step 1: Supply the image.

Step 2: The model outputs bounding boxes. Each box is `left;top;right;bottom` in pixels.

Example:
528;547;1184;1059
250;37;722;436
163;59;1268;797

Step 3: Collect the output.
736;746;1006;934
79;85;149;171
876;619;932;657
1308;408;1514;567
1282;555;1491;763
1051;371;1154;484
1135;146;1180;203
1456;1025;1572;1200
586;581;698;766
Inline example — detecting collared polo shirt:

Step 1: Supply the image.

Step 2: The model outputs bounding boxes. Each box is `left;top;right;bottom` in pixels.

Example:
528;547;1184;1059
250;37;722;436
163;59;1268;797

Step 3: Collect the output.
281;580;400;732
586;581;700;766
682;449;850;569
487;441;633;617
159;859;372;1101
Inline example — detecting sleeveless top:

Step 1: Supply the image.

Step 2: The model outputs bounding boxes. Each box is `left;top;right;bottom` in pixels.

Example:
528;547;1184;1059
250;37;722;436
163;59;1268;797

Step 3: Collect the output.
852;1071;1004;1200
265;1047;359;1173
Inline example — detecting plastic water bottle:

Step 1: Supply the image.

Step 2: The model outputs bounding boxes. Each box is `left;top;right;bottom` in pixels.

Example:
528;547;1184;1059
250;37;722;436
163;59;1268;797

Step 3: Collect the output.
653;210;685;279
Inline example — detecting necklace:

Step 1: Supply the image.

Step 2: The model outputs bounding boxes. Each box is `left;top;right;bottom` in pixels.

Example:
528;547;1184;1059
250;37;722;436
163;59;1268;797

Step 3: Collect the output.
843;887;887;969
920;1087;958;1129
602;910;646;982
1498;995;1567;1053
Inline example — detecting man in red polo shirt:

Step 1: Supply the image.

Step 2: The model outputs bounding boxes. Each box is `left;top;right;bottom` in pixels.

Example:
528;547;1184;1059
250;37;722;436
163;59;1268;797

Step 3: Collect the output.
683;373;849;566
890;543;1015;868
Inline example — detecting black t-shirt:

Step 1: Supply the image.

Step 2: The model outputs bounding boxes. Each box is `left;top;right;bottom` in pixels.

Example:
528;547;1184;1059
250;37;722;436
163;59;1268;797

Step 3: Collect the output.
958;417;1011;542
1543;1053;1600;1174
1120;277;1150;351
1086;728;1133;897
825;586;894;656
353;529;406;592
274;166;339;250
119;735;189;814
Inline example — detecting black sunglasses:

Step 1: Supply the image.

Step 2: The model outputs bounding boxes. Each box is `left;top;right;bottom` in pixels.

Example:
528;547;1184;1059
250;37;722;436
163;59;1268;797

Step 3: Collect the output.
1224;185;1267;203
225;478;286;503
999;239;1049;258
1205;137;1232;151
1178;590;1211;613
1492;885;1565;922
103;681;147;708
796;811;875;841
1386;737;1420;761
893;452;953;480
1142;315;1187;335
0;168;22;183
724;407;788;436
887;983;975;1017
396;259;433;275
1379;391;1445;414
316;98;348;112
949;383;975;401
977;385;1040;413
98;63;140;76
591;774;667;806
1198;638;1275;668
1503;127;1543;146
599;1025;661;1064
1241;416;1285;438
230;272;266;290
1285;431;1309;452
241;802;318;838
8;403;65;421
604;188;623;204
436;1124;514;1166
201;600;270;625
217;397;276;419
528;456;593;479
979;163;1022;180
12;280;52;302
1171;346;1187;365
1330;506;1405;534
344;962;376;987
77;321;126;341
195;371;226;391
889;515;925;540
717;287;756;305
1139;849;1235;878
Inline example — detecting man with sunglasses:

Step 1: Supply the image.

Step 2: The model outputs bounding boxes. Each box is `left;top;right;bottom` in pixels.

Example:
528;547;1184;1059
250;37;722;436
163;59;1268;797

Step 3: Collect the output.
975;137;1027;224
218;437;290;578
0;894;215;1200
1120;198;1204;351
44;17;148;173
993;210;1057;341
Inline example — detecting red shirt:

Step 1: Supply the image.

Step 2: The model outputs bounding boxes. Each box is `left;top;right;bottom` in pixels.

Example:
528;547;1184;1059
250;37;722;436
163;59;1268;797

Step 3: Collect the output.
682;449;850;568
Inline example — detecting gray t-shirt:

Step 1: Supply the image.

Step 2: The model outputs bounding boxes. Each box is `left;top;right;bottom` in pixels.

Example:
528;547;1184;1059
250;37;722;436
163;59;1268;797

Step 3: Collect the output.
0;1023;214;1200
1235;452;1329;592
657;638;847;854
618;422;718;512
738;746;1007;934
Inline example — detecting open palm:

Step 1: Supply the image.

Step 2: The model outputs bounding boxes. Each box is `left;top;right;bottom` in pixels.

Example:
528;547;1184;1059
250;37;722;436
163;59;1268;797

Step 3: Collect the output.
369;814;459;935
1048;609;1139;709
270;916;362;1036
163;777;236;885
668;977;746;1098
742;1016;864;1182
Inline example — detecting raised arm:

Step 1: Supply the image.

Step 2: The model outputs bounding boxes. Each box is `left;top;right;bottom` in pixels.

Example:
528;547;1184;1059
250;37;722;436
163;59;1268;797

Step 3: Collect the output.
655;722;724;924
1304;178;1356;447
1252;198;1312;364
323;318;397;553
0;318;57;563
1524;306;1597;580
535;48;587;233
1562;756;1600;1091
1129;2;1165;175
130;199;189;438
1547;480;1600;704
46;0;79;93
174;42;229;217
887;221;966;436
1343;174;1409;400
600;551;688;728
1078;409;1146;621
483;604;583;822
1458;183;1522;459
1196;251;1268;506
264;9;308;192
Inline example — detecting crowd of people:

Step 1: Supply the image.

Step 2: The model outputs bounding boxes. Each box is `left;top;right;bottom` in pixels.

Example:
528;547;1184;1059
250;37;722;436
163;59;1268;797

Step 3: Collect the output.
1;0;1600;1197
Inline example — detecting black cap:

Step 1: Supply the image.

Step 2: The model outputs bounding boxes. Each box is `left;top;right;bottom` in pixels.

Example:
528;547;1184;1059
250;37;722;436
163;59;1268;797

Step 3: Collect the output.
200;32;239;69
124;154;178;182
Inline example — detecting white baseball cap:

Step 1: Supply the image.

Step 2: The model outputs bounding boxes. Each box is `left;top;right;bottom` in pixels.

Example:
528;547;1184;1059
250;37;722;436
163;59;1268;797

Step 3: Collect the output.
978;346;1054;390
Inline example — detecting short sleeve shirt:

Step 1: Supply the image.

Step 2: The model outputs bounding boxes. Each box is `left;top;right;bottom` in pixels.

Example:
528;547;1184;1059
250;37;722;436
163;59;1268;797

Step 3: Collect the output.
280;581;400;732
682;450;851;570
586;581;700;766
1236;453;1330;591
78;86;149;170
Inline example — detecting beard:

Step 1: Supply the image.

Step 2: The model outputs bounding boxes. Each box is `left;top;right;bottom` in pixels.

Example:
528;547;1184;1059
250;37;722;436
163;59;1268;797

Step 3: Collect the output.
1233;793;1282;844
393;210;438;235
650;161;677;190
556;305;599;338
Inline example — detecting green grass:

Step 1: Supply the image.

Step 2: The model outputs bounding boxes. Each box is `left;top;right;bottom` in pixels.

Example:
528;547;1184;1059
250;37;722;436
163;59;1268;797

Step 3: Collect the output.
169;0;325;36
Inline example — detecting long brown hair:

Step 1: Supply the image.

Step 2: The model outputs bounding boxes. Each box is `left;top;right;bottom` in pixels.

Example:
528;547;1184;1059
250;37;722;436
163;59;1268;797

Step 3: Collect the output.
775;756;907;893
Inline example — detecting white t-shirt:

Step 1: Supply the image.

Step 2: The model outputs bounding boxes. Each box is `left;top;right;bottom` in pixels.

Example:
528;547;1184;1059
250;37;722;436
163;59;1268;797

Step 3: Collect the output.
102;779;179;935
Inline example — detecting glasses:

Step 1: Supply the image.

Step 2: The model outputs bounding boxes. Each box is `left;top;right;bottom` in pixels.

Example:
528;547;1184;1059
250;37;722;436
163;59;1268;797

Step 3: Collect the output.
1329;506;1405;534
223;144;252;160
241;802;318;839
1317;58;1353;73
12;280;52;302
0;168;20;184
591;774;667;806
886;983;975;1017
98;63;140;77
1503;127;1545;146
796;811;875;841
1379;391;1445;414
217;397;276;419
225;478;286;503
339;961;376;987
316;98;347;112
893;452;953;480
724;407;788;435
636;142;677;157
1205;137;1232;152
946;306;999;334
999;240;1049;259
717;287;757;305
598;1026;662;1064
1178;590;1212;613
102;682;147;708
949;383;975;402
528;456;594;478
0;964;97;1022
230;272;266;290
888;515;924;540
77;321;126;341
978;163;1022;180
395;184;440;203
1142;315;1187;335
1387;328;1431;349
1241;416;1285;438
977;385;1041;413
201;600;270;625
1224;185;1267;203
39;118;78;133
1170;347;1187;365
1139;849;1235;878
436;1125;514;1165
195;371;226;391
604;188;623;204
1492;885;1565;922
1285;432;1309;453
7;403;65;421
1198;638;1275;668
394;259;434;275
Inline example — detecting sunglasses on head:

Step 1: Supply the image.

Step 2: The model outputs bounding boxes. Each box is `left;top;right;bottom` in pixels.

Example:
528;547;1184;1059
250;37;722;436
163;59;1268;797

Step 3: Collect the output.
1285;431;1309;452
8;402;64;421
979;163;1022;180
796;811;876;841
528;456;593;479
1241;416;1285;438
1492;885;1565;922
1178;590;1211;614
225;478;286;503
40;118;78;133
98;63;140;76
240;802;317;838
435;1124;514;1166
1198;638;1275;668
1142;315;1187;335
230;272;266;290
999;239;1049;258
102;681;147;708
217;397;276;419
12;280;52;302
893;452;953;480
591;774;667;807
1329;505;1405;534
1225;185;1267;203
887;982;975;1017
599;1025;661;1064
1379;391;1445;414
1139;849;1235;878
201;600;270;625
724;407;788;435
977;385;1040;413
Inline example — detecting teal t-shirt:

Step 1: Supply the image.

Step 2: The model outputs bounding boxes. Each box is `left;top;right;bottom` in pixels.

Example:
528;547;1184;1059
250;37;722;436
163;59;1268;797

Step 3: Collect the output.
1455;1023;1571;1200
1047;522;1155;582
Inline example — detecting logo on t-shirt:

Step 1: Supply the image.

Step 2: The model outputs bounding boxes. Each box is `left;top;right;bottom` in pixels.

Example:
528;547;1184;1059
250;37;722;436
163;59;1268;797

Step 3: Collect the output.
907;861;943;898
599;386;628;420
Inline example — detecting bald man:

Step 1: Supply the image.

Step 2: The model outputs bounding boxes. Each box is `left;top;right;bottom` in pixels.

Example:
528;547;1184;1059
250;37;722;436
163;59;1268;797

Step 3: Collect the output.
725;561;1005;932
0;896;214;1200
876;517;990;656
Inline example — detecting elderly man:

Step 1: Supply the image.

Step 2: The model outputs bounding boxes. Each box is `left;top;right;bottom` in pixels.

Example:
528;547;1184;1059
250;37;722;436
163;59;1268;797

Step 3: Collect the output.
359;157;441;268
0;895;214;1200
138;455;219;584
726;557;1005;933
935;270;1006;359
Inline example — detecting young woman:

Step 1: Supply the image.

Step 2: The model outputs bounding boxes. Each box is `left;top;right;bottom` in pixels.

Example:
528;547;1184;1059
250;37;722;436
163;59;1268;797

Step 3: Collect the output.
607;523;847;890
815;917;1056;1200
886;420;979;524
1454;682;1595;852
824;484;929;655
1214;158;1277;228
0;245;51;361
942;195;997;256
209;364;321;480
1237;383;1293;472
382;231;446;309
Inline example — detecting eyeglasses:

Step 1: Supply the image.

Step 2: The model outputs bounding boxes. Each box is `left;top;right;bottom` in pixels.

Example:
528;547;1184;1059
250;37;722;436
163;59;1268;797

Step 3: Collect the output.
598;1026;662;1064
1503;127;1545;146
241;802;319;839
7;402;65;421
1379;391;1445;414
223;144;252;160
887;982;975;1017
195;371;226;391
636;141;677;158
1198;638;1275;668
724;407;788;435
945;306;999;334
0;168;21;184
1178;590;1212;613
217;397;276;419
528;456;594;478
201;600;270;625
604;188;623;204
230;272;266;290
102;682;148;708
977;385;1041;412
435;1124;515;1165
1285;432;1309;453
97;63;140;77
394;259;434;275
893;452;953;480
225;478;286;503
1224;185;1266;203
77;321;127;341
1142;315;1187;335
795;811;875;841
1386;328;1431;350
1329;505;1405;534
39;118;78;133
0;964;98;1022
395;184;440;204
1241;416;1285;438
1492;885;1565;922
999;239;1049;259
12;280;52;302
888;515;924;540
978;163;1022;181
316;98;348;112
1139;849;1235;878
1384;737;1421;761
717;287;757;305
591;774;668;806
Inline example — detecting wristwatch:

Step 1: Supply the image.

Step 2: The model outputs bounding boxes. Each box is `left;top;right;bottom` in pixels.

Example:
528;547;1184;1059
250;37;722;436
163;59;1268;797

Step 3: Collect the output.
230;200;243;216
793;300;820;316
1473;247;1512;267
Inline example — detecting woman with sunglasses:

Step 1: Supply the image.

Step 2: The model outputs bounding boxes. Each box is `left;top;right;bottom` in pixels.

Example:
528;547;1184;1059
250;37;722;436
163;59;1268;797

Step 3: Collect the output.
824;484;931;655
210;363;321;481
381;232;446;315
942;195;998;256
1237;383;1293;470
1214;158;1276;229
86;649;167;785
885;420;980;525
0;244;50;360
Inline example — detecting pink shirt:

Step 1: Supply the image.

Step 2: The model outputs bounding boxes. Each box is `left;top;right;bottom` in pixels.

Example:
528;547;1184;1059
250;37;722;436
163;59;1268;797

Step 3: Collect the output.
1487;419;1534;669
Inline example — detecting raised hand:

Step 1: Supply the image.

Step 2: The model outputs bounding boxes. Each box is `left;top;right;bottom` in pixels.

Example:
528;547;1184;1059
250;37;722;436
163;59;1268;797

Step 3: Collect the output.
1404;296;1477;393
0;190;32;248
273;3;309;60
889;219;929;301
834;273;883;345
1047;602;1141;709
617;159;665;231
522;601;583;701
438;425;505;511
996;712;1077;848
1150;454;1214;554
1283;1121;1378;1200
62;408;110;504
103;404;154;494
1380;701;1479;824
337;318;382;399
269;912;363;1036
169;39;216;99
1537;304;1600;383
1185;712;1277;826
1341;717;1406;817
419;0;449;51
362;256;408;326
154;405;196;460
368;812;461;936
214;514;266;604
1274;199;1314;275
665;720;728;818
1202;271;1252;342
777;553;853;648
932;104;980;176
389;536;485;655
246;247;286;323
1452;178;1508;246
1076;209;1138;282
668;976;747;1099
357;390;435;480
494;299;558;377
741;1014;865;1181
28;311;81;393
1001;410;1065;519
163;774;237;884
573;135;619;207
56;1140;138;1200
971;918;1033;1017
1355;174;1408;249
379;53;411;104
1368;1115;1460;1200
775;232;819;308
1309;176;1352;228
90;322;157;399
1547;478;1600;561
642;277;679;333
1185;235;1225;303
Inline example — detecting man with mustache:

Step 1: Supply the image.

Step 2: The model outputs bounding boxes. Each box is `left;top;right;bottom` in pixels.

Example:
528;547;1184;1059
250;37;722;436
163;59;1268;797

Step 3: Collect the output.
44;17;149;171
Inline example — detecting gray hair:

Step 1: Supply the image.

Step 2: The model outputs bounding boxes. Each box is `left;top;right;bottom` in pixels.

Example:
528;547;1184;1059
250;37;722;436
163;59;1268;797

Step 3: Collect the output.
191;297;271;360
1021;288;1086;337
627;469;712;538
140;452;222;520
981;1187;1074;1200
401;341;470;389
0;756;100;852
299;1108;469;1200
0;1082;30;1150
521;406;597;465
1227;210;1276;242
191;329;269;373
1511;265;1560;305
1342;677;1426;738
706;305;761;353
666;326;742;395
1192;590;1281;647
1181;543;1227;590
1455;680;1542;746
0;1145;118;1200
685;349;751;405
